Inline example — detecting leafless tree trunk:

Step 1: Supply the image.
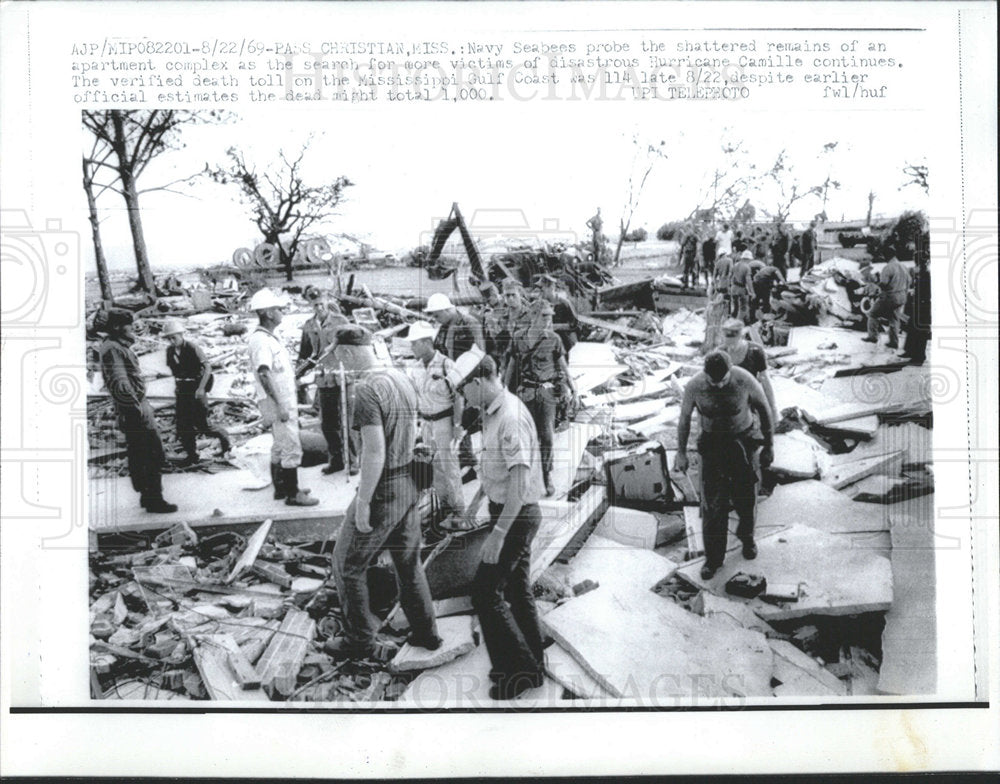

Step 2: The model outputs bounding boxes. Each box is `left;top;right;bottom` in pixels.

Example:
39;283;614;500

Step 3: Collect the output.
866;190;876;227
82;155;113;303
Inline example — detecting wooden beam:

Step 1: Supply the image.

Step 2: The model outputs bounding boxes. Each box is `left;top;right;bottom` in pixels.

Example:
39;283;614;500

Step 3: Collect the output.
821;451;905;490
529;485;608;584
256;608;316;698
191;634;268;701
577;313;655;340
226;518;273;584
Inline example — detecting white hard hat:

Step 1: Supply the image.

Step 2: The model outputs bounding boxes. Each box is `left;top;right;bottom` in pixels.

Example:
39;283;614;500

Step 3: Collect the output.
446;345;486;388
249;288;286;311
406;320;439;342
161;318;185;336
424;292;453;313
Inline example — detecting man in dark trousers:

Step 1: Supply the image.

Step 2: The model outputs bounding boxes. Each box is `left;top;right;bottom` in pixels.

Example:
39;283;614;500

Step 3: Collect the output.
326;325;441;660
459;354;547;700
537;274;579;352
673;350;774;580
297;286;353;474
863;246;911;349
770;223;790;277
800;220;818;274
99;309;177;513
505;299;578;497
163;318;231;466
680;228;700;290
901;250;930;365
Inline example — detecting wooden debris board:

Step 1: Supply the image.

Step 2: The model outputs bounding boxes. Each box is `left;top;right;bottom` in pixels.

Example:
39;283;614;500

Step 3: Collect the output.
557;535;676;593
770;433;819;479
611;398;669;423
549;423;604;499
878;505;937;695
756;480;891;535
545;641;615;700
578;313;655;340
583;379;670;408
192;634;267;701
819;367;932;409
541;584;774;699
769;640;846;697
848;474;912;504
227;518;273;584
396;642;563;708
389;615;476;673
814;415;880;439
255;608;316;698
676;523;893;621
529;485;608;584
594;507;660;550
628;405;680;438
387;596;473;631
683;506;704;558
821;451;904;490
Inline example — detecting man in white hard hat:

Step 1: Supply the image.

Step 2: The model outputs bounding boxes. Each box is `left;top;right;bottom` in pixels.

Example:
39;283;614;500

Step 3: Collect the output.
163;317;231;466
424;292;485;361
405;320;468;525
247;288;318;506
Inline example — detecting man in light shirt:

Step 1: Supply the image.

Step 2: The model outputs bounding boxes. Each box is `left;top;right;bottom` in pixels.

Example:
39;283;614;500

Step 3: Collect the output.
715;222;734;258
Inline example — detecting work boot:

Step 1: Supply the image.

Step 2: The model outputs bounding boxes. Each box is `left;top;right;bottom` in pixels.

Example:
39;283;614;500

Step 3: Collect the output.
144;497;178;514
861;336;878;344
282;467;319;507
406;631;443;651
321;460;344;475
741;539;758;560
323;636;374;661
271;463;287;500
489;670;544;701
700;563;720;581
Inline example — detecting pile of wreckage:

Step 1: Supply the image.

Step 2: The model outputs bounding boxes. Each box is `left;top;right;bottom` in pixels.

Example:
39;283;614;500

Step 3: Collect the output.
89;271;935;704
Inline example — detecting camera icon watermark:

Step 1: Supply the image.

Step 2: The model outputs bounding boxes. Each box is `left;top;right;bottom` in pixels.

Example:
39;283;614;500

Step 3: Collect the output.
1;209;82;330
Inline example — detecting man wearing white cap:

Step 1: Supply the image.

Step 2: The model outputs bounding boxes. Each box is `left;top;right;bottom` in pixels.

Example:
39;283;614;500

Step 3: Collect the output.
406;320;467;523
424;292;485;361
164;317;231;465
247;289;318;506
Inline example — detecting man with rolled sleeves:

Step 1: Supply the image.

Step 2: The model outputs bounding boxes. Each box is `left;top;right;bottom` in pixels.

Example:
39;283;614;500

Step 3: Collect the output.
673;350;774;581
459;354;547;700
247;289;318;507
326;325;441;660
505;299;578;497
863;247;911;349
99;309;177;513
297;286;354;475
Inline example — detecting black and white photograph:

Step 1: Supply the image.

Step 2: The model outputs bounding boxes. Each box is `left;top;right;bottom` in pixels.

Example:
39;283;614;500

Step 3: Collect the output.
1;0;996;777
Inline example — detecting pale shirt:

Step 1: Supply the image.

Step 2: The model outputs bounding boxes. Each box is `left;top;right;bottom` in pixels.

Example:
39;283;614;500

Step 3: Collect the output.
408;351;456;418
715;228;734;257
480;389;545;505
248;326;297;405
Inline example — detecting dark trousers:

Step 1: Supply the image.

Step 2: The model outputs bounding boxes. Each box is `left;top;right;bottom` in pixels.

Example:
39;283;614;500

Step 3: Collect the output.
867;293;906;346
119;401;166;502
317;385;358;470
698;430;760;568
754;280;773;315
521;385;557;483
471;502;544;683
332;470;438;652
903;326;930;363
175;383;229;458
682;256;698;288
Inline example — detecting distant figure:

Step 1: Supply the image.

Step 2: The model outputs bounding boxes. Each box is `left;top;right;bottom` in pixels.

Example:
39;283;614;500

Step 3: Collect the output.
901;251;930;365
586;208;603;263
752;261;786;317
863;247;910;349
701;234;717;287
537;274;579;351
680;229;700;289
800;220;818;274
770;223;790;277
163;317;231;466
730;251;755;324
99;309;176;514
713;252;734;316
714;222;734;258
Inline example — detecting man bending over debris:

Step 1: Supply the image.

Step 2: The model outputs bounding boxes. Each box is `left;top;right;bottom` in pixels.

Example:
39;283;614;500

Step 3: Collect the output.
673;350;774;581
247;289;319;507
459;354;547;700
163;317;231;466
863;246;910;350
99;309;177;513
326;325;441;661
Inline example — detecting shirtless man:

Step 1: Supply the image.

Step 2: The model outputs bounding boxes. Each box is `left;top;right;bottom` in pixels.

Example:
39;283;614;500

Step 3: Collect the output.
673;350;774;580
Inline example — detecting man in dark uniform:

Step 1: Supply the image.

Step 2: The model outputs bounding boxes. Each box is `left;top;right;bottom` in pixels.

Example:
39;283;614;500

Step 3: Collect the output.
498;278;530;384
901;251;930;365
297;286;354;474
537;274;579;352
701;233;717;288
771;223;790;277
326;325;441;660
673;350;774;580
99;309;177;513
163;318;231;465
505;300;578;497
680;229;700;290
476;281;506;365
800;220;818;274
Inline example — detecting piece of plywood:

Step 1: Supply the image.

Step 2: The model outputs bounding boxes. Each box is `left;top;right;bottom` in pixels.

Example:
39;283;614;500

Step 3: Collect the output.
611;397;670;423
770;433;819;479
582;378;670;408
817;415;880;439
549;423;604;499
593;508;659;550
255;608;315;698
530;485;607;584
389;615;476;673
878;504;937;695
227;518;273;584
541;585;774;700
769;640;847;697
545;642;615;700
676;523;893;621
628;405;680;438
757;480;891;535
559;535;676;592
821;451;904;490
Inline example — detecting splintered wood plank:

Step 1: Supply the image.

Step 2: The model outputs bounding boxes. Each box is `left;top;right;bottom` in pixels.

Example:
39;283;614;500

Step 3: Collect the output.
541;585;774;700
821;451;904;490
769;640;847;697
683;507;704;558
578;313;655;340
389;616;476;673
676;523;893;621
255;608;315;698
192;634;268;701
530;485;607;584
817;416;880;439
227;518;273;584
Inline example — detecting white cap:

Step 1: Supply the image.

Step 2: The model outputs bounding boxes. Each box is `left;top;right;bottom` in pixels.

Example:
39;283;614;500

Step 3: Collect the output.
406;320;439;343
446;345;486;388
249;288;286;311
424;292;453;313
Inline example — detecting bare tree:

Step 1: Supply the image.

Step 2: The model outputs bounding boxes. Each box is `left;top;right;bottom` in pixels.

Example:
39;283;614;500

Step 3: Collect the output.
817;141;842;220
900;162;929;195
690;139;760;224
614;137;667;265
207;143;353;281
82;132;117;303
82;110;215;293
866;190;877;227
759;149;823;224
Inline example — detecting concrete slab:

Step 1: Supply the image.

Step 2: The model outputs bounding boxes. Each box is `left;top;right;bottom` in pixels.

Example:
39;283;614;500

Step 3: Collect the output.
389;615;476;673
594;507;659;550
757;480;891;534
557;534;676;593
676;523;893;621
771;432;819;479
545;641;615;699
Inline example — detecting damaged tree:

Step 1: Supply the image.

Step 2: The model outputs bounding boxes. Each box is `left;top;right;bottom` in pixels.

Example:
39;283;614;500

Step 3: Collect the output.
207;141;353;282
614;136;667;266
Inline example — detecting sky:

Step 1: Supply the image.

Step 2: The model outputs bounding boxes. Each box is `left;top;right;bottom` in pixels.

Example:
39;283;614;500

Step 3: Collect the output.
81;102;930;273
